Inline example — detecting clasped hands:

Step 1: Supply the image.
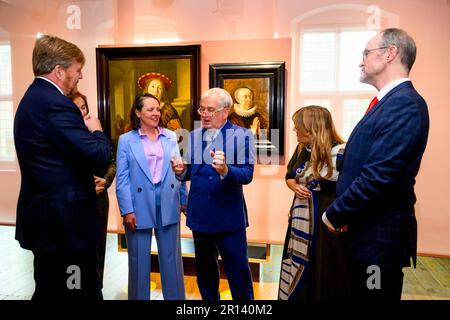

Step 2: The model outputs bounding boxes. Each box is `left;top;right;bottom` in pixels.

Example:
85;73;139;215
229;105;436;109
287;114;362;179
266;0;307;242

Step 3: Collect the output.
94;175;106;195
287;179;348;234
170;150;228;176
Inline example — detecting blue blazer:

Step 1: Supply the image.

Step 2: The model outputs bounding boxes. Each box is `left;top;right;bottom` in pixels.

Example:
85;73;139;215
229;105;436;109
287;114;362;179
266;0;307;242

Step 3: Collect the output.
182;121;255;233
116;129;182;228
14;78;111;251
326;81;429;268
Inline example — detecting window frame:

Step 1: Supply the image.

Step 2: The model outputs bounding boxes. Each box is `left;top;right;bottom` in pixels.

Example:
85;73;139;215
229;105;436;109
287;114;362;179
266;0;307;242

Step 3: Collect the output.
298;27;377;140
0;42;16;169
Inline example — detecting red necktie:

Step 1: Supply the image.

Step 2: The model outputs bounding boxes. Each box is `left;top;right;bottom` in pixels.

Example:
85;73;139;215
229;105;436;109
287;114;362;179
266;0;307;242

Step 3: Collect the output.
365;96;379;114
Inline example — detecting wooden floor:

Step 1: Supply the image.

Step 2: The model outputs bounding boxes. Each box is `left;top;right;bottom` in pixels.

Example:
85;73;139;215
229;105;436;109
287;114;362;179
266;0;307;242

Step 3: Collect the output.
0;225;448;300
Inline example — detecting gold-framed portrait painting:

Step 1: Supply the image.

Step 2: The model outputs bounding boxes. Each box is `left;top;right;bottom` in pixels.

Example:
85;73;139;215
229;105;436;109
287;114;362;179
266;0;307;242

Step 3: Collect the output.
209;61;286;162
96;45;200;150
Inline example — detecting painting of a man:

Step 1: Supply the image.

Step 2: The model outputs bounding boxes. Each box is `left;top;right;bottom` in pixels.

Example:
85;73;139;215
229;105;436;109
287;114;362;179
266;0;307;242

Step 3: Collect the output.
228;86;268;137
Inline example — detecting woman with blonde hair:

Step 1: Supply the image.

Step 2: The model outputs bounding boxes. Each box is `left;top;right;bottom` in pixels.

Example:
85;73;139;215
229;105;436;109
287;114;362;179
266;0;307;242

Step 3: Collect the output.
278;105;350;300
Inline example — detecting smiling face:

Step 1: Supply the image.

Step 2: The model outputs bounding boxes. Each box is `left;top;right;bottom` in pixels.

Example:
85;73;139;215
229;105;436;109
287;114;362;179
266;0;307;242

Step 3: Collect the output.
135;96;161;131
199;94;229;130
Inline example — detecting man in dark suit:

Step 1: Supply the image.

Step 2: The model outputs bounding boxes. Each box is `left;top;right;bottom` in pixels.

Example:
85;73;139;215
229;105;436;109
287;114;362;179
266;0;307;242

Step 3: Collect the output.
323;28;429;300
172;88;255;300
14;35;111;299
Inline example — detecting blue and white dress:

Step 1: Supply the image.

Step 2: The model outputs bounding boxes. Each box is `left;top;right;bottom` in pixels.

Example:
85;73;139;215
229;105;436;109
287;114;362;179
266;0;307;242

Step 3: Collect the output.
278;143;350;300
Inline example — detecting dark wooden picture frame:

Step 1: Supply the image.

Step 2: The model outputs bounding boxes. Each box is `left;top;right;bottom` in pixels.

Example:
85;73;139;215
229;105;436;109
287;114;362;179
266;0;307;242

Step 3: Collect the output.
96;45;201;149
209;61;285;159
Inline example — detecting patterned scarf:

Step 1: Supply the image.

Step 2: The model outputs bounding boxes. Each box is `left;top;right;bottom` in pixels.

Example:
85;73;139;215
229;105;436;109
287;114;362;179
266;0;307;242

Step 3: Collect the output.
278;161;320;300
278;144;344;300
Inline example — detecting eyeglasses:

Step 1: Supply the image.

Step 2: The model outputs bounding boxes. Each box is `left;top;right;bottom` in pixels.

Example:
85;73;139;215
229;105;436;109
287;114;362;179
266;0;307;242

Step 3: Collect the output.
362;46;389;59
197;107;224;117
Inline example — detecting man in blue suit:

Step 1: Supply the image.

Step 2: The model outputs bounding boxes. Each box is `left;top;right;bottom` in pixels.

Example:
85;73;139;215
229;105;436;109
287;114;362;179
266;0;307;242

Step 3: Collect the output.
14;35;111;299
323;28;429;300
172;88;255;300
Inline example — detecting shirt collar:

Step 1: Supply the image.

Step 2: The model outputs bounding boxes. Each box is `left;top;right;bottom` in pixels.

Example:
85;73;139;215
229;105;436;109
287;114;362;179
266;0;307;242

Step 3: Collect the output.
206;122;227;140
377;78;410;101
36;76;65;95
138;126;165;137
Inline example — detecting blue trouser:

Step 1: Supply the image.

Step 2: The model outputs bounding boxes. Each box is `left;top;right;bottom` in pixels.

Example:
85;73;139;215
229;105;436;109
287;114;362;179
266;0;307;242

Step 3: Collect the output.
125;184;185;300
192;229;254;300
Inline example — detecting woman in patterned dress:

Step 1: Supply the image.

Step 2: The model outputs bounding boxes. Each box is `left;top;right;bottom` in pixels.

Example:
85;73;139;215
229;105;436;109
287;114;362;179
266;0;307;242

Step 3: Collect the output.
278;105;350;300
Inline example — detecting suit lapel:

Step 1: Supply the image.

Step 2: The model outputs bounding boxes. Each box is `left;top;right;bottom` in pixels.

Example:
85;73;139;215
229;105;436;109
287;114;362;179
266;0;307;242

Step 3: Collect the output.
211;121;232;152
129;131;154;184
347;81;413;146
191;128;206;176
190;121;234;175
159;129;171;182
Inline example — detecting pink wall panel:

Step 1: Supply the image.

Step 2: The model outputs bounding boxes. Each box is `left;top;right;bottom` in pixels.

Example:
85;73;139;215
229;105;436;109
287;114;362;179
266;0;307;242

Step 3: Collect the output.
0;0;449;255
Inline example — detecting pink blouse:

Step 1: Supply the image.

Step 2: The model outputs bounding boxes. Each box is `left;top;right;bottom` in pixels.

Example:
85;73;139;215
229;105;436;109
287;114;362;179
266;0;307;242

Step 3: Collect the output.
138;127;164;184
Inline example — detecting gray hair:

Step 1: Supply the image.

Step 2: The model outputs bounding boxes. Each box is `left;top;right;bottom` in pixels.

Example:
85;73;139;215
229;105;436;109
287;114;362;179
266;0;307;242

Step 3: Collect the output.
380;28;416;72
201;87;233;109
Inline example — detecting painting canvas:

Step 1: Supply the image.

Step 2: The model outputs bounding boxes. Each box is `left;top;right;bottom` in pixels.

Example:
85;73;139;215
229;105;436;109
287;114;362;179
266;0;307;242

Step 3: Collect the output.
96;45;200;150
209;62;285;162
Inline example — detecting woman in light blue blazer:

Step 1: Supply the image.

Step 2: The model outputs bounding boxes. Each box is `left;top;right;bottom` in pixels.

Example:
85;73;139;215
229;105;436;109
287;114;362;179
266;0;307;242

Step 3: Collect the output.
116;93;185;300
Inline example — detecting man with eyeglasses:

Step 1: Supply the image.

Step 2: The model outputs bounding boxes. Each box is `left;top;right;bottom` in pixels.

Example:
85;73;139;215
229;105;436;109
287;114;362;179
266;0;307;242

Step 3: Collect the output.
322;28;429;300
171;87;255;300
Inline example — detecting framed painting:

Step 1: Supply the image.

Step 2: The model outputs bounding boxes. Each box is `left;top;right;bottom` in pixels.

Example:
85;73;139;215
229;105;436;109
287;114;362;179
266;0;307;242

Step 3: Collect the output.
96;45;201;150
209;61;285;161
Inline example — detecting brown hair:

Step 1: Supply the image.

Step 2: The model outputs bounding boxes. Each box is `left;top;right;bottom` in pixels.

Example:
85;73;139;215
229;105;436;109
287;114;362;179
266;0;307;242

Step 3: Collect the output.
129;94;161;130
32;35;85;76
292;105;345;179
67;91;89;114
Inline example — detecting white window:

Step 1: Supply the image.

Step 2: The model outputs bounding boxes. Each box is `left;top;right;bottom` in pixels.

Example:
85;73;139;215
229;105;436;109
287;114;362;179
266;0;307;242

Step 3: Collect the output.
300;29;375;93
338;31;376;92
0;44;15;165
303;99;331;111
342;99;370;140
300;32;336;92
299;29;377;140
0;44;12;95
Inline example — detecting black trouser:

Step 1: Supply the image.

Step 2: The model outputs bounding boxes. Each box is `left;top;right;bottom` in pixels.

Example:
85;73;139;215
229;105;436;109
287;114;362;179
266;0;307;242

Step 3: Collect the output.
347;255;404;300
32;248;103;300
96;192;110;288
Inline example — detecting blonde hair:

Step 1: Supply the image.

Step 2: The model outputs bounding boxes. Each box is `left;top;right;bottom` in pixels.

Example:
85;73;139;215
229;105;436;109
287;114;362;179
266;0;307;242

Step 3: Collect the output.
32;35;85;76
292;105;345;179
67;91;89;113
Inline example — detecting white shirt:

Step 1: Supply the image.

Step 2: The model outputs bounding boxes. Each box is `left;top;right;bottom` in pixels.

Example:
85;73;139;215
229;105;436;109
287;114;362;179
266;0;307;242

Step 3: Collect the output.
177;121;228;180
377;78;410;101
206;122;227;179
322;78;410;230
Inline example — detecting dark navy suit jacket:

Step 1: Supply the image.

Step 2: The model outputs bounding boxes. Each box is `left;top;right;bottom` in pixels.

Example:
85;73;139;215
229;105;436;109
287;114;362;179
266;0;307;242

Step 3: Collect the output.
14;78;111;252
182;120;255;233
326;81;429;268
